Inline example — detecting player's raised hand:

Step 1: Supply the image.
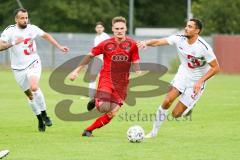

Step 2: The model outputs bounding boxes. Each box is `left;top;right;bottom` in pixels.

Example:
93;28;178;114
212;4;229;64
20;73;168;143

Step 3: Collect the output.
137;41;147;50
59;46;69;53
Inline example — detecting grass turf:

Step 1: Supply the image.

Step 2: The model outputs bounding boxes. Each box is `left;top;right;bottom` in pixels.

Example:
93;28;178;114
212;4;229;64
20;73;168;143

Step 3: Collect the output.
0;70;239;160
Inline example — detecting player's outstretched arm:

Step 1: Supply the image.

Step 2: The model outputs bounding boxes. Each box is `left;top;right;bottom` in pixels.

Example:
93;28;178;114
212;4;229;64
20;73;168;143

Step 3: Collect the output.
0;37;24;51
41;33;69;53
193;59;220;95
69;53;94;81
137;38;169;49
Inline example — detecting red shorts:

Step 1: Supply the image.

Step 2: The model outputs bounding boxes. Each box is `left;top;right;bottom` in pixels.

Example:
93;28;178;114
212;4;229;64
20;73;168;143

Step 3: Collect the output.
95;78;127;107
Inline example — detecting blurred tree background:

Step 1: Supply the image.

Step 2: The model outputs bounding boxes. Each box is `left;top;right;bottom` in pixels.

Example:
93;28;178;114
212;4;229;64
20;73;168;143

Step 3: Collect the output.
192;0;240;35
0;0;239;35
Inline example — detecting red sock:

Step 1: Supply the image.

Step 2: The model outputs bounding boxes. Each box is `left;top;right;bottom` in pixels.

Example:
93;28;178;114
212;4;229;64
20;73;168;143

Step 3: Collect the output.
86;114;112;131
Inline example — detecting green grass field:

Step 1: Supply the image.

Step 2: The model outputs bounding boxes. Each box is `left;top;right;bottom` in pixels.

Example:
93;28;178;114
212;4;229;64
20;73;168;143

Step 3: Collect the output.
0;70;240;160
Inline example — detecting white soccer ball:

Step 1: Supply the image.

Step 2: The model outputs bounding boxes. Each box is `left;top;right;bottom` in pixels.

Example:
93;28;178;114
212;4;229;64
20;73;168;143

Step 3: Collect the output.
127;125;145;143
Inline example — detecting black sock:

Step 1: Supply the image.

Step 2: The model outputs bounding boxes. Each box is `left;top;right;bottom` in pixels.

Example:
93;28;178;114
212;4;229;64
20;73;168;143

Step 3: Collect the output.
41;110;47;117
36;114;43;123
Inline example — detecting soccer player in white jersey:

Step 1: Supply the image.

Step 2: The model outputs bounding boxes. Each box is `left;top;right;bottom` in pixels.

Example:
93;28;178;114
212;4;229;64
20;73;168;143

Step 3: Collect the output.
137;18;220;138
88;22;110;100
0;8;69;132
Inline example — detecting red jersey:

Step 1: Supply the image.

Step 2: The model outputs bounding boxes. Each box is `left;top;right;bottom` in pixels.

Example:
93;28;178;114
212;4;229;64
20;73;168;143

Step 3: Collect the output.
91;37;140;103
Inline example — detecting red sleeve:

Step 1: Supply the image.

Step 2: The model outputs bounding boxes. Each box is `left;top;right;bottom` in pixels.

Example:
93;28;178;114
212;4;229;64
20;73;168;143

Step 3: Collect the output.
131;42;140;62
91;41;104;56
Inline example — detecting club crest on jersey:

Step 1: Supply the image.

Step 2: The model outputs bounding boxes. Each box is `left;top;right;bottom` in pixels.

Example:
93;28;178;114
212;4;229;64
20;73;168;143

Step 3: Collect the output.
104;42;117;52
111;54;129;61
119;40;132;52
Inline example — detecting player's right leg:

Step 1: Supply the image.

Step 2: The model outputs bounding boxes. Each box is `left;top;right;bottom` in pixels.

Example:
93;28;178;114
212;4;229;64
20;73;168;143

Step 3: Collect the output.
27;60;52;127
145;86;181;138
24;89;45;132
28;76;52;127
13;68;45;132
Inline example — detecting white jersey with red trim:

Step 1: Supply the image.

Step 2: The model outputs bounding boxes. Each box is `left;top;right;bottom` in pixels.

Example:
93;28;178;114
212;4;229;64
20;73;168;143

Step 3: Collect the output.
0;24;45;70
166;35;216;81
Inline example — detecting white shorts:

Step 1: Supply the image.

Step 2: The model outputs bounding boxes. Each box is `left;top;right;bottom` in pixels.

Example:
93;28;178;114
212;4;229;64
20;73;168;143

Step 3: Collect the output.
89;55;103;75
171;73;205;115
12;59;42;91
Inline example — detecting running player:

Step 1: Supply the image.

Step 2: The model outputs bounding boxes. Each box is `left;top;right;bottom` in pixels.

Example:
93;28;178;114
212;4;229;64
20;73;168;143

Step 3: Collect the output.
137;18;220;138
0;8;69;132
69;16;140;137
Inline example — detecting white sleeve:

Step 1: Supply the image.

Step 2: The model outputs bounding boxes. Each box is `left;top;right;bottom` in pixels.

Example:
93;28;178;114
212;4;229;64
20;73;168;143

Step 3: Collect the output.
205;47;216;63
0;27;11;42
31;25;45;37
165;35;179;45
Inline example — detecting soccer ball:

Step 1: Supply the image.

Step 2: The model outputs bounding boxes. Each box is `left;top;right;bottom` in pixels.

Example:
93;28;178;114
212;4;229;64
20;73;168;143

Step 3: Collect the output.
127;125;145;143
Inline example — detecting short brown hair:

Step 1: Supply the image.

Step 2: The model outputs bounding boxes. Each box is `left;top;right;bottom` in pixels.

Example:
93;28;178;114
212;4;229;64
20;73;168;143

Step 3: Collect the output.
112;16;126;25
96;21;104;27
14;8;27;17
190;18;203;34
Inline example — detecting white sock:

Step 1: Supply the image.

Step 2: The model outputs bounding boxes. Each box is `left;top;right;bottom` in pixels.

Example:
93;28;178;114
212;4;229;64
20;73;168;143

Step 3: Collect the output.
32;89;46;112
28;99;41;115
89;81;96;99
151;106;168;135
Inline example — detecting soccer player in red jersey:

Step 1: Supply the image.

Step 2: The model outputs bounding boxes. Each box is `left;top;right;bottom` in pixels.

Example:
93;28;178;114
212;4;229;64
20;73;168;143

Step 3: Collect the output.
69;16;141;137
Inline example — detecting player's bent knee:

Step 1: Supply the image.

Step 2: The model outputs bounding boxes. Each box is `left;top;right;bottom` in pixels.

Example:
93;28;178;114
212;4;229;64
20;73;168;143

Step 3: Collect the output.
98;102;111;113
172;111;182;118
107;107;120;118
30;85;39;92
107;110;117;118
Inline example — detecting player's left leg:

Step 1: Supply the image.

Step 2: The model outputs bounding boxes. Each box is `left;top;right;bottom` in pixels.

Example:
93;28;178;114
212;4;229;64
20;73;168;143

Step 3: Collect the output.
172;101;188;118
83;102;121;137
24;89;45;132
175;82;205;117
